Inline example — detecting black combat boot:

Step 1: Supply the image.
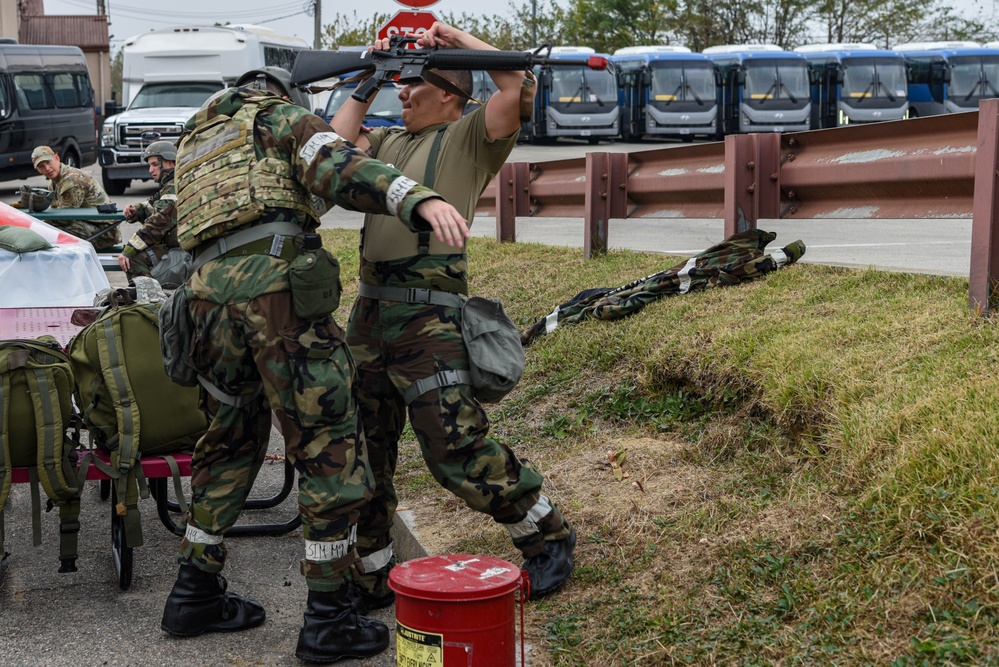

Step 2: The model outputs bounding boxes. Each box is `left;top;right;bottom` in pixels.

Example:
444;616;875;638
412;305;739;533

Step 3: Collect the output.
295;588;390;663
160;565;266;637
525;529;577;600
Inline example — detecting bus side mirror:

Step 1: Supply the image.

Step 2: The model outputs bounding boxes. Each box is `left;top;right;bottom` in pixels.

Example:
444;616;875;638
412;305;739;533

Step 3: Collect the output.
641;70;651;86
736;70;745;85
715;71;722;86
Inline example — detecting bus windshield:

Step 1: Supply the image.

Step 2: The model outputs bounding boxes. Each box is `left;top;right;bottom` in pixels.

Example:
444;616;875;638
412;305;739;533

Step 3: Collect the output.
841;58;908;101
130;82;222;110
948;55;999;101
745;60;809;103
551;67;617;104
649;61;715;104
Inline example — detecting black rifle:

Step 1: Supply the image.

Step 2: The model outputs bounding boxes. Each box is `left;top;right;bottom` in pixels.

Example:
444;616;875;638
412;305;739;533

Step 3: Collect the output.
291;36;610;104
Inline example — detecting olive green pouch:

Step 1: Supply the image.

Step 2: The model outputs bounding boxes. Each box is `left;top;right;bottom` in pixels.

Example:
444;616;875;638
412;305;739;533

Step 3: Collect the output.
289;242;341;320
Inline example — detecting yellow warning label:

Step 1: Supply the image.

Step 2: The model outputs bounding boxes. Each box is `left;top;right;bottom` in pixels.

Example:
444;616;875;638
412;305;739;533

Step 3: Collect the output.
396;621;444;667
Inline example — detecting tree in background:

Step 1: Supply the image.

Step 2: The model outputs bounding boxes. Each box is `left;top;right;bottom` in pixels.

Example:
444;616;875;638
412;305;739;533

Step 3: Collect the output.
110;47;123;104
322;0;999;53
558;0;680;53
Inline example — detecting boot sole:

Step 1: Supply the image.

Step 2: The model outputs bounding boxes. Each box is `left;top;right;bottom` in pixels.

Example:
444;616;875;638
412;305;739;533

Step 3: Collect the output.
161;615;266;637
296;645;389;664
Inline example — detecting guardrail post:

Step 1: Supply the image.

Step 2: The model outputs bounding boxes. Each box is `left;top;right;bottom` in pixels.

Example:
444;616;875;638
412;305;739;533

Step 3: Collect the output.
496;162;515;243
970;99;999;315
724;133;781;238
583;152;628;259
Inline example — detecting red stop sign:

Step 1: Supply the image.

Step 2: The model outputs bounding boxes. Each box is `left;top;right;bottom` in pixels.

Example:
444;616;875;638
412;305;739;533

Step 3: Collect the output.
376;10;439;44
394;0;440;7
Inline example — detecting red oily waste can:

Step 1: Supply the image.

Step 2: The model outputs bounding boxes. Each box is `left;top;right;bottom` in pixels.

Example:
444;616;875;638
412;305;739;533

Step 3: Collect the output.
389;554;528;667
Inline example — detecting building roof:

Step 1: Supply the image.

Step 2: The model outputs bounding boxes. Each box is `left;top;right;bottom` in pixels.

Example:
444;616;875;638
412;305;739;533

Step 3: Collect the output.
19;15;109;51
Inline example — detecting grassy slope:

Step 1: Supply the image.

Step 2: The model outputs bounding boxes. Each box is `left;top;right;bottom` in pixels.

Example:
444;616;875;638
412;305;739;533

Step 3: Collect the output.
323;229;999;666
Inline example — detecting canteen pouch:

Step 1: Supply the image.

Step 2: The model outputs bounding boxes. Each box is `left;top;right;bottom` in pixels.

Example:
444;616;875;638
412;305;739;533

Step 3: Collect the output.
289;234;341;320
461;296;525;403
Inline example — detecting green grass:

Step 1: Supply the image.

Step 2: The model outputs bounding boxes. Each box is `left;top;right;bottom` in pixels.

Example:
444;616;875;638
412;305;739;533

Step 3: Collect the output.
321;228;999;666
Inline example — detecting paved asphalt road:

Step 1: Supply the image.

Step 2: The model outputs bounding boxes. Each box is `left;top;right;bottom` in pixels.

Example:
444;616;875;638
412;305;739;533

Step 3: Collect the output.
0;137;973;667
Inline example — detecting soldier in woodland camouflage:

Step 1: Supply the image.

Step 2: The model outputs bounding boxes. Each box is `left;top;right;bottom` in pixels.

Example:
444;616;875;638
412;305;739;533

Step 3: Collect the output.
117;141;183;280
330;22;576;608
31;145;120;250
160;67;469;664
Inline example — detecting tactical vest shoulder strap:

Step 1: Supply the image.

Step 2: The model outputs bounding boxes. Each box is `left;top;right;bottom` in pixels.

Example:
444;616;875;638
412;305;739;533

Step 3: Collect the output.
417;128;447;255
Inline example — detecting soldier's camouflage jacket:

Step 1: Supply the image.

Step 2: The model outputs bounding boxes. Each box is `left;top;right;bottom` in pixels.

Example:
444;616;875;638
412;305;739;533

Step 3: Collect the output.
50;164;110;209
175;88;442;251
121;168;179;258
521;229;807;346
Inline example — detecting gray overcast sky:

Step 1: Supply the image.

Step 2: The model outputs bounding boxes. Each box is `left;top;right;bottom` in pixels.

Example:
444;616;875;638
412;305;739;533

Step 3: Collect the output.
42;0;507;48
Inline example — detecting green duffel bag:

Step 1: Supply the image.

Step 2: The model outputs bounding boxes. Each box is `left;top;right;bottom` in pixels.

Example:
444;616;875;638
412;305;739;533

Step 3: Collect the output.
68;299;208;548
0;336;82;571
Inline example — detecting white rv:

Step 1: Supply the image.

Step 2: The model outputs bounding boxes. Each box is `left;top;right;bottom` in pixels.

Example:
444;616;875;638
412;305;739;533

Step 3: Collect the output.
98;24;308;195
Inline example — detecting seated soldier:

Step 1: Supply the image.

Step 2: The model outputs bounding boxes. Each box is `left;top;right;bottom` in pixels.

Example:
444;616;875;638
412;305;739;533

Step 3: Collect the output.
31;145;121;251
117;141;186;281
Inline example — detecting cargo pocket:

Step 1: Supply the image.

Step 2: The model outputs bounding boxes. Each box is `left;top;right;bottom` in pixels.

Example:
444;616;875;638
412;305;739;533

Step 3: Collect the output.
279;317;356;434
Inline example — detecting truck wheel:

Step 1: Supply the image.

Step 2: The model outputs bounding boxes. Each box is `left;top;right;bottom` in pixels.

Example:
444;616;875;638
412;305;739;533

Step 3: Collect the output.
61;149;80;169
101;171;128;196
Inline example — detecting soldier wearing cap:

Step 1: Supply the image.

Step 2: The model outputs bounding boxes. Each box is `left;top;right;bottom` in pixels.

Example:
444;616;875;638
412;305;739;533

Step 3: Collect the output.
329;21;575;610
117;140;185;281
159;66;469;664
31;145;120;250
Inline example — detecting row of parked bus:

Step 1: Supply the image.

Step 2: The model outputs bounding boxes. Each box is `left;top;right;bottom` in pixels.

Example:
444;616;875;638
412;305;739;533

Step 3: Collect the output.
518;40;999;143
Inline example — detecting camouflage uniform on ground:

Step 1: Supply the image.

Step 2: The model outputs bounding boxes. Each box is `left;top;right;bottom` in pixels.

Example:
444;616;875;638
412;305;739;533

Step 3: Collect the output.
49;164;120;250
174;87;445;594
120;167;180;279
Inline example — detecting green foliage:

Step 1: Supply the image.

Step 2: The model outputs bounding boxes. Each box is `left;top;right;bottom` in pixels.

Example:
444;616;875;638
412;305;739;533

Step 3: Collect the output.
323;0;999;53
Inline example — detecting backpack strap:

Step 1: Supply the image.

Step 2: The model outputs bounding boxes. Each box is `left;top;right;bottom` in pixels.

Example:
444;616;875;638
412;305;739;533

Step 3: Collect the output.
23;353;82;571
94;304;158;548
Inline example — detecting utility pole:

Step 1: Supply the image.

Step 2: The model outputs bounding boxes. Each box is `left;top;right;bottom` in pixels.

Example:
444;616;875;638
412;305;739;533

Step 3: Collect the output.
97;0;106;14
313;0;321;50
531;0;537;48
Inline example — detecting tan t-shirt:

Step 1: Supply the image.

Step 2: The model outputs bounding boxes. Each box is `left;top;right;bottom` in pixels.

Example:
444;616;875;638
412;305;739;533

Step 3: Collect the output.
362;105;517;262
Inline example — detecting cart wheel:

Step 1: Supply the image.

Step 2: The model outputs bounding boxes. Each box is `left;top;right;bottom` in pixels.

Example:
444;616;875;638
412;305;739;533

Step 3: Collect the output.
99;479;111;501
110;490;134;590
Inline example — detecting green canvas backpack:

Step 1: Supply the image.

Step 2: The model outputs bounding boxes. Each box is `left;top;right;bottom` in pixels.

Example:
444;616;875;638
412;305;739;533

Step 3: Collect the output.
0;336;82;572
68;296;208;549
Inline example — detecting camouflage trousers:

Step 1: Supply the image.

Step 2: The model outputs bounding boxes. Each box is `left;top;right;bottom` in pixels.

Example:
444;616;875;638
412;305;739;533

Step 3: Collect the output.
180;254;373;592
346;293;571;571
48;219;122;250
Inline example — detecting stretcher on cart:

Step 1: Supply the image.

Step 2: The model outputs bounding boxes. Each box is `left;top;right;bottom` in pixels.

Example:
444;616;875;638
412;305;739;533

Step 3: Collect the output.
0;306;301;590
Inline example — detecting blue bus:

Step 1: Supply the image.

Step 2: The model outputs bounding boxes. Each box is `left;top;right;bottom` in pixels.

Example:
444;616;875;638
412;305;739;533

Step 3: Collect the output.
612;46;719;142
522;46;620;144
703;44;812;135
893;41;999;117
794;43;908;129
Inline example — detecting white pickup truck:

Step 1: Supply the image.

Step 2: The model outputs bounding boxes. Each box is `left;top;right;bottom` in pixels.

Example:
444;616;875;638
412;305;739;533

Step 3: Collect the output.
98;24;308;195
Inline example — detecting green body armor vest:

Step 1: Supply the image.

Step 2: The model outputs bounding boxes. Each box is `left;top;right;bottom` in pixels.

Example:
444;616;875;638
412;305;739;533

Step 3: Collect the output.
174;96;318;251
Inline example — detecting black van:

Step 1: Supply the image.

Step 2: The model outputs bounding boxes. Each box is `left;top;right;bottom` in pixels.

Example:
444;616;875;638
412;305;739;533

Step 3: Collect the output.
0;43;98;181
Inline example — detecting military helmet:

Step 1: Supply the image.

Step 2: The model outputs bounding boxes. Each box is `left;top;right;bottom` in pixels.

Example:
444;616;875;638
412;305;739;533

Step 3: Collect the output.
235;66;310;110
18;185;55;213
141;140;177;163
